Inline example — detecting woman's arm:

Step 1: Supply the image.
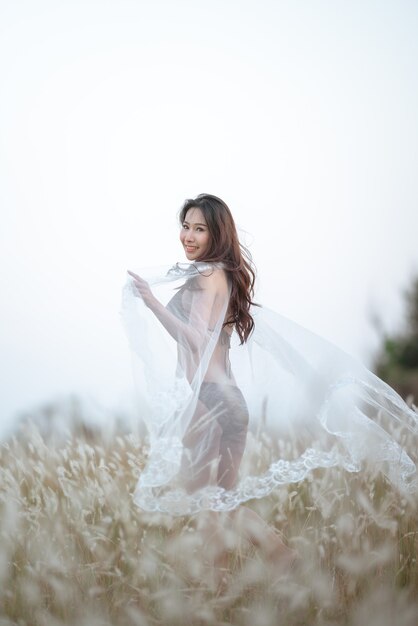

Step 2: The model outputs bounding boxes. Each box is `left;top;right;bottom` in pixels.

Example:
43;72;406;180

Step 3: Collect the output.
127;270;226;353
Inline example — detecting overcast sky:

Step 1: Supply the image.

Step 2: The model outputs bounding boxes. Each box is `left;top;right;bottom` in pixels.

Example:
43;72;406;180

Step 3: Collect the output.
1;0;417;435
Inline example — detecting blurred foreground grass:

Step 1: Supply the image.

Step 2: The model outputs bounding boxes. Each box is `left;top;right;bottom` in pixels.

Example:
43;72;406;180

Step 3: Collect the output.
0;412;417;626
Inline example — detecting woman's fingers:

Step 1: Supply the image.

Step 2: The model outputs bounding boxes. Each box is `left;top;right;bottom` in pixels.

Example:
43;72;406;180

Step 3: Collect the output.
133;279;146;292
128;270;147;288
127;269;142;280
128;270;153;304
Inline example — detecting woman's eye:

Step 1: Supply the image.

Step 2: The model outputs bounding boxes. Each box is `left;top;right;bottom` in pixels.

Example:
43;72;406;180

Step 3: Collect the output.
182;224;205;232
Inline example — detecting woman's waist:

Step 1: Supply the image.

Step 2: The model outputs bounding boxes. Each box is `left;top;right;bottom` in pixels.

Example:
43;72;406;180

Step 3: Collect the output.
202;370;237;386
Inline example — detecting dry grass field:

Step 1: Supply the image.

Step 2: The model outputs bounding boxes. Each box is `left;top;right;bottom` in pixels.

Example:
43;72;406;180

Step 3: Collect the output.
0;408;417;626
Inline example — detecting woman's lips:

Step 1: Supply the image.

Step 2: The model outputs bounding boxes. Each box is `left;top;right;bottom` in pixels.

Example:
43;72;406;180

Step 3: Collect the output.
185;246;197;252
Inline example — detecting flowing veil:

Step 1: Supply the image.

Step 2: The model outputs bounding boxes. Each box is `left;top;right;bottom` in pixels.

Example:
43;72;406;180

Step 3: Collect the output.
121;262;418;515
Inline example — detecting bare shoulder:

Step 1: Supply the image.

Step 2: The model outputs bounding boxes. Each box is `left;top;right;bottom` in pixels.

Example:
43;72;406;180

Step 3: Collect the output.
196;265;229;293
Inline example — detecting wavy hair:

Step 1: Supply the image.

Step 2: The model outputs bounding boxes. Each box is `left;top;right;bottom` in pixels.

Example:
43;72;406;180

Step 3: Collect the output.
179;193;259;344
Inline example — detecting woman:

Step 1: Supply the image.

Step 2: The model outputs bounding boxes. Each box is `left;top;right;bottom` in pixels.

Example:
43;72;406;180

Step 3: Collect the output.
121;194;417;526
128;197;254;494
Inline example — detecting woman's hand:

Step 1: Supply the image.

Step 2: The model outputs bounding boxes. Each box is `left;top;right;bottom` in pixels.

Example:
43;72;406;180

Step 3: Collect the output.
127;270;156;309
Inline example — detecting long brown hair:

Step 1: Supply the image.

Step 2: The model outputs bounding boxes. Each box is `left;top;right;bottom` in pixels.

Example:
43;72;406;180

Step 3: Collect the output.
179;193;259;344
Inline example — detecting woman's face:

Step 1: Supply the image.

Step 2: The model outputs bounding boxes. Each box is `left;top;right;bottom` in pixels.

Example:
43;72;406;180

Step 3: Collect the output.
180;207;211;261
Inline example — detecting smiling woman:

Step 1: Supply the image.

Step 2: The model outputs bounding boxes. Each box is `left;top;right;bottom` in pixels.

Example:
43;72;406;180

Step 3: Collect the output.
180;209;211;260
121;194;418;557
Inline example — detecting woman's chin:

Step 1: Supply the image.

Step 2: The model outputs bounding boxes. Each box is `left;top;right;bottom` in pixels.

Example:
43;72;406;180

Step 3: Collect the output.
185;252;199;261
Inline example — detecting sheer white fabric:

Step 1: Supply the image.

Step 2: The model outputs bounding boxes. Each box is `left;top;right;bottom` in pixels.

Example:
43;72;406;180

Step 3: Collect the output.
120;262;418;515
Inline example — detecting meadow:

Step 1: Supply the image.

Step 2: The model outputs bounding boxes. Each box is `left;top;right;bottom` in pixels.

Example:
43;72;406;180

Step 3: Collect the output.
0;403;417;626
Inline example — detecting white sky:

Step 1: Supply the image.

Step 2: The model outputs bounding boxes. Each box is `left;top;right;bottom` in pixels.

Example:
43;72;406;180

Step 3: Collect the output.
1;0;417;435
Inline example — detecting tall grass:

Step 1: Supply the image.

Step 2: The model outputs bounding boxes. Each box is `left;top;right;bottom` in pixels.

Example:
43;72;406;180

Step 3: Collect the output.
0;411;417;626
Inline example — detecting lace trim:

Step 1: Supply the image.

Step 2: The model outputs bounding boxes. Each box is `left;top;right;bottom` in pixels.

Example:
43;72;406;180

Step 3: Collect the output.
133;375;418;515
